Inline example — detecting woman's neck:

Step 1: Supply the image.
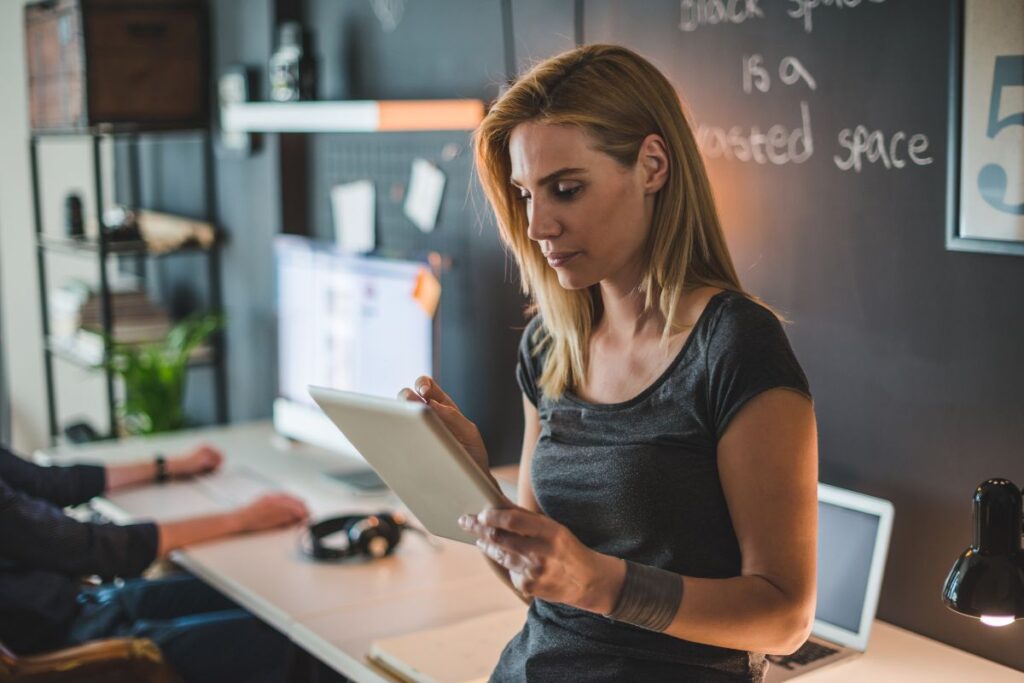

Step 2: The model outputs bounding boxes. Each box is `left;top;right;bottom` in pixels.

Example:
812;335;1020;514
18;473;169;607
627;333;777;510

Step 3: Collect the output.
595;269;667;341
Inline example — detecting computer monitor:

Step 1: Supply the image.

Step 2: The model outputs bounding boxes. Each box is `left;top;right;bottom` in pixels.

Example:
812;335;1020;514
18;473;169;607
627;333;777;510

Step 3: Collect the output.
273;235;434;469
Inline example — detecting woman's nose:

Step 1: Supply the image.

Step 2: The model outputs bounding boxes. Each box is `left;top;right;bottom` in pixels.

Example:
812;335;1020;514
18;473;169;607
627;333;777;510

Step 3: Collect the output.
526;200;562;242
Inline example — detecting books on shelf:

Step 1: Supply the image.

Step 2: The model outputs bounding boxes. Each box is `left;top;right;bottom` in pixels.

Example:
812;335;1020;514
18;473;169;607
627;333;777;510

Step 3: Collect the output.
48;284;211;365
77;290;172;343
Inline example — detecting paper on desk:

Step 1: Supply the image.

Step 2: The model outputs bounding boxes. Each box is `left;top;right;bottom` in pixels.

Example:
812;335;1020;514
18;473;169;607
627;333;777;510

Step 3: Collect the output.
331;180;376;254
404;158;446;233
369;607;528;683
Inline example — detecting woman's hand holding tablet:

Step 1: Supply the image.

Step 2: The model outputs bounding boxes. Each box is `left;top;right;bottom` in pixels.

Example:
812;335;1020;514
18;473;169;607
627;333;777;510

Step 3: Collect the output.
399;377;626;613
397;376;490;473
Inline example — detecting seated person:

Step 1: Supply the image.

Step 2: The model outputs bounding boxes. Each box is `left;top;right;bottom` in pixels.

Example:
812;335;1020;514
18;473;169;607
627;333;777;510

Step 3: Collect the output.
0;442;309;683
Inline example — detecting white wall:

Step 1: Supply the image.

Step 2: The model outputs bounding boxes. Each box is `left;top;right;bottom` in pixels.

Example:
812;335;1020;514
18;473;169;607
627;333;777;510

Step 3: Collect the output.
1;2;113;452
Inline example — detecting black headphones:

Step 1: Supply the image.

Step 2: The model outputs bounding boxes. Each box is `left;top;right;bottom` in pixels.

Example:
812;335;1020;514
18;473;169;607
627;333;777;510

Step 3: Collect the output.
302;511;408;561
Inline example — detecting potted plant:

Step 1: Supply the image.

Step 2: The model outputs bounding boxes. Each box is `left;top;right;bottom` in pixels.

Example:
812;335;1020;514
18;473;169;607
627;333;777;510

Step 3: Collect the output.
101;313;224;435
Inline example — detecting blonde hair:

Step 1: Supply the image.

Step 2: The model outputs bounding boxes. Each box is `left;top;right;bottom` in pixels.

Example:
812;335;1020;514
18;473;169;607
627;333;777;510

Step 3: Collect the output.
474;44;749;399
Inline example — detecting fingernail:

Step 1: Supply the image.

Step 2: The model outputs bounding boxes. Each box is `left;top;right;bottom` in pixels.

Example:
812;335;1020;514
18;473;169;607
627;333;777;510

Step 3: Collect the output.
458;515;469;528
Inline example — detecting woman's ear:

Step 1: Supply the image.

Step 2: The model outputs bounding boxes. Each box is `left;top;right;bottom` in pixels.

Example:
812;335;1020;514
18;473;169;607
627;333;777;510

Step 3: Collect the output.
639;134;670;194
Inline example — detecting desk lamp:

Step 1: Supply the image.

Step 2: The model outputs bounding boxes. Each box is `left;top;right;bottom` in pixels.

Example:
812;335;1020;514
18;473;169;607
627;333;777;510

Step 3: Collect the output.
942;479;1024;627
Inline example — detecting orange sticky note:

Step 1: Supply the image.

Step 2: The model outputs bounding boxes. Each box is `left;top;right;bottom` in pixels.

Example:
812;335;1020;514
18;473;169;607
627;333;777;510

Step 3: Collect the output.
412;268;441;318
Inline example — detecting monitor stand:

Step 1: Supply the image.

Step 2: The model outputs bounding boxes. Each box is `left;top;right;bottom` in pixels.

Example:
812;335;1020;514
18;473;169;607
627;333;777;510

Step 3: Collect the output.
325;468;389;493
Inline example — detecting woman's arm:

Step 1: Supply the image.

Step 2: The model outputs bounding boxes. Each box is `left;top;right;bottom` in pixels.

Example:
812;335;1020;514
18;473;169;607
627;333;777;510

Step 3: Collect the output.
658;387;818;653
462;387;818;655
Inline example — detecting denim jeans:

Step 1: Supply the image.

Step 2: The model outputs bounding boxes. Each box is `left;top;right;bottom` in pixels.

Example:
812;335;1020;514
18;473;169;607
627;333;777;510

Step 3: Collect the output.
65;573;291;683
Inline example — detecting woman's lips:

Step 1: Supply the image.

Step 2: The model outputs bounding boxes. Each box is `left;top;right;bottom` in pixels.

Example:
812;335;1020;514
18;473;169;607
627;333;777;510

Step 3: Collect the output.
545;251;580;267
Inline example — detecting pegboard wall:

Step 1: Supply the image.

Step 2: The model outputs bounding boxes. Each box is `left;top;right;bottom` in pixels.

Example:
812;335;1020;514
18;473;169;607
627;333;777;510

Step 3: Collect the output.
310;131;528;465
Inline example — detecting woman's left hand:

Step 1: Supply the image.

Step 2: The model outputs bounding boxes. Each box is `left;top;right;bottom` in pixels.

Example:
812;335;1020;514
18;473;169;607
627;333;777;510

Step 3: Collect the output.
458;506;625;614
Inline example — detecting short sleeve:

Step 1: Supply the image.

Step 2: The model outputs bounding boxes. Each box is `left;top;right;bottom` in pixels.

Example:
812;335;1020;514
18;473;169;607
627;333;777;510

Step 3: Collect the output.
515;317;545;407
705;296;811;439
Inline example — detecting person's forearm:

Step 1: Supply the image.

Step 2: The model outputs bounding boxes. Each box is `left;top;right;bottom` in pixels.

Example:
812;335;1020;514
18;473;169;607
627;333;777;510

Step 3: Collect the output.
666;574;812;654
598;561;812;655
156;512;242;557
104;460;159;492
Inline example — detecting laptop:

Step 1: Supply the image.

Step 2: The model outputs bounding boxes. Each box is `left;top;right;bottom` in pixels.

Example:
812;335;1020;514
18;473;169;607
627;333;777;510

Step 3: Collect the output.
764;483;894;681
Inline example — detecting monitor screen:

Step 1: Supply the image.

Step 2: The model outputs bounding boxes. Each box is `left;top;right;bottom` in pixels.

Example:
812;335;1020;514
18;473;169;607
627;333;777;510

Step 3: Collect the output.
276;236;432;407
815;502;881;634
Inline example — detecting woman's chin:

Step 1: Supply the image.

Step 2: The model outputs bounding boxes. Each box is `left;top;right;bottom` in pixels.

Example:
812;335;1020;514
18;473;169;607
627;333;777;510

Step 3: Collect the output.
554;270;596;291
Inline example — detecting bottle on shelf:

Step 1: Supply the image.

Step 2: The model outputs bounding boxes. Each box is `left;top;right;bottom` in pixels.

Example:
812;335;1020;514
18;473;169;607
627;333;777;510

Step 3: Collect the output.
269;22;318;102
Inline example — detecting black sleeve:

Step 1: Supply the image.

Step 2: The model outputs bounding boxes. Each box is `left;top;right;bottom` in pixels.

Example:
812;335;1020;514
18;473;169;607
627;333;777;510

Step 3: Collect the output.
0;445;106;507
515;317;544;407
0;475;158;580
705;296;812;440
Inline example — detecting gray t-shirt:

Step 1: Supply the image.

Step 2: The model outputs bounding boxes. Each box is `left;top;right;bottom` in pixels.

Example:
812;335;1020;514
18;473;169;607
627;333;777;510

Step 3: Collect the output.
491;289;812;682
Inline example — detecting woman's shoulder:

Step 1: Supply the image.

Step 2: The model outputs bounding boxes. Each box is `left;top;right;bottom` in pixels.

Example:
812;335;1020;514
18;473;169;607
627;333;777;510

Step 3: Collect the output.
706;290;785;339
516;315;549;405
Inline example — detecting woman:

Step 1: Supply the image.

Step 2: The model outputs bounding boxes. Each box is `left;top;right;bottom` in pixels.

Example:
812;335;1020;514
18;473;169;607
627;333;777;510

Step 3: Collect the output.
401;44;817;682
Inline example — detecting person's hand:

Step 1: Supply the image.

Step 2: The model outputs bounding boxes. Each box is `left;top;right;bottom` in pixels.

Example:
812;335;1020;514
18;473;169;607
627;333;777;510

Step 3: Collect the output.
457;505;626;614
398;376;489;472
167;444;223;478
232;493;309;533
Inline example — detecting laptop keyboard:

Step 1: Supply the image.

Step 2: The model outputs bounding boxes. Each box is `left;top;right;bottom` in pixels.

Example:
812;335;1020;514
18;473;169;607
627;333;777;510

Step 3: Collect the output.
767;640;839;670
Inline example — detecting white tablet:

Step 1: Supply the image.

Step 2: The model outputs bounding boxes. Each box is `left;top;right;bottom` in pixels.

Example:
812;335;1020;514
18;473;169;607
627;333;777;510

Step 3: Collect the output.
308;385;509;544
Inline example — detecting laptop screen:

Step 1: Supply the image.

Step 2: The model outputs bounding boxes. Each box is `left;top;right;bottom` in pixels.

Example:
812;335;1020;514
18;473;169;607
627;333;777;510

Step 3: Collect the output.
815;502;880;633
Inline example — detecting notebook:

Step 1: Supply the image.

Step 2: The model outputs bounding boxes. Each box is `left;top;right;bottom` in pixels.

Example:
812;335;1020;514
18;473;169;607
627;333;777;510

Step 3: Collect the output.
764;482;894;680
369;607;528;683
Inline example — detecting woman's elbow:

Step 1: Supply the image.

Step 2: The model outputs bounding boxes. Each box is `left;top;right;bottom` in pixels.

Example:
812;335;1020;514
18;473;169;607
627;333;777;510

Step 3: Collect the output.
767;599;815;655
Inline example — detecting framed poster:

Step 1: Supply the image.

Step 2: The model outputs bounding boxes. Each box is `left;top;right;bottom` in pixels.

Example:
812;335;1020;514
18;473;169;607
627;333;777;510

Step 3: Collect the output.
947;0;1024;255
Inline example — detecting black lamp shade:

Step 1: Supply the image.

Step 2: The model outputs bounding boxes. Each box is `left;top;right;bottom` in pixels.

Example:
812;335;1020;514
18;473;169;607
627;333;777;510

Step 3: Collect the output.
942;479;1024;622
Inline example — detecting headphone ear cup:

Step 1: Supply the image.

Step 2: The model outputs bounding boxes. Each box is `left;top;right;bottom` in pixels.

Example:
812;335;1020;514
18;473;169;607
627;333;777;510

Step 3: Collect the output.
308;516;361;560
348;515;401;558
375;513;404;549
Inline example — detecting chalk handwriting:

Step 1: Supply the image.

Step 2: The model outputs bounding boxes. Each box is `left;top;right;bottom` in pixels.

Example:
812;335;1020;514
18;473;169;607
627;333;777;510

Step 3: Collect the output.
680;0;764;32
779;57;817;90
787;0;886;34
697;101;814;165
743;54;817;93
742;55;771;93
833;126;932;172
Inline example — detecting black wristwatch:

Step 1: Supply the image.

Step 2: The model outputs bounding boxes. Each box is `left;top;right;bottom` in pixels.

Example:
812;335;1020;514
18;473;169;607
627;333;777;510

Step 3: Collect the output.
154;454;168;484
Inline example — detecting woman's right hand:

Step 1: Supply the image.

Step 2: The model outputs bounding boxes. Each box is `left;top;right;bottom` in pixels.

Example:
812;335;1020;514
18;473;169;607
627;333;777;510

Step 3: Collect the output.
233;493;309;533
398;376;490;472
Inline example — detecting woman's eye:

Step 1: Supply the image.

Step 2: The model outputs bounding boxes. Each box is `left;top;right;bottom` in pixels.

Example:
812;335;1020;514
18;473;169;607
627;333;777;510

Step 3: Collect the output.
554;183;582;199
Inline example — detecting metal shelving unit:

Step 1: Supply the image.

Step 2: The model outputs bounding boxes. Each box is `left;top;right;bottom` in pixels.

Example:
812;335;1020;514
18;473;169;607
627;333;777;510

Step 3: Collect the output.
29;128;228;444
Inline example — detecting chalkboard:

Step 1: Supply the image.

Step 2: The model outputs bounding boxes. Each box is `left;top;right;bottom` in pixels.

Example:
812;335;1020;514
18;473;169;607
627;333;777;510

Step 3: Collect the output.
585;0;1024;669
586;0;950;297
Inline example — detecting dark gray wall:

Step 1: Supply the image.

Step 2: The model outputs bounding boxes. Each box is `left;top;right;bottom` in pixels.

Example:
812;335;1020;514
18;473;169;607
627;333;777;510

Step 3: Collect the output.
138;0;1022;670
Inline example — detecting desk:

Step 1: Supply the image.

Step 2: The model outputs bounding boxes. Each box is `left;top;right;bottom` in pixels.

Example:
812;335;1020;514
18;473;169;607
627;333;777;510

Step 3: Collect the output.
37;421;1022;682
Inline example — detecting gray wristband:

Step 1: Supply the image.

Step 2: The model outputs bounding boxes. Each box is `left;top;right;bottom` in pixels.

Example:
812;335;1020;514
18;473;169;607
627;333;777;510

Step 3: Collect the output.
605;560;683;632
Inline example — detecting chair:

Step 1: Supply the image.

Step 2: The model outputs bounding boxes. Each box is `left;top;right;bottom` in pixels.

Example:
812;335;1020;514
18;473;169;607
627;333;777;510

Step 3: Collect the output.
0;637;182;683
